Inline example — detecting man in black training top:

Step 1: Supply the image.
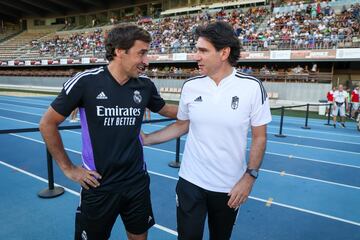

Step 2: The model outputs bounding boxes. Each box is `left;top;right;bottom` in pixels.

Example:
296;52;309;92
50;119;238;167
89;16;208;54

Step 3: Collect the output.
39;24;177;240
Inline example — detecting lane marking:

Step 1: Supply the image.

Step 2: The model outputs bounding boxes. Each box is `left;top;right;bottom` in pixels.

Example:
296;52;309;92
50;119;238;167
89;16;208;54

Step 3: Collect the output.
250;196;360;227
11;132;359;190
2;157;360;227
1;115;359;169
261;169;360;190
0;100;358;140
266;198;273;207
0;160;178;236
0;107;43;116
142;125;360;154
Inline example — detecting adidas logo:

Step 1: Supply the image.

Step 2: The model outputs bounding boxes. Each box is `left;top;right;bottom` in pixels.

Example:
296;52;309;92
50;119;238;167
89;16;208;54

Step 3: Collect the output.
194;96;202;102
96;91;108;99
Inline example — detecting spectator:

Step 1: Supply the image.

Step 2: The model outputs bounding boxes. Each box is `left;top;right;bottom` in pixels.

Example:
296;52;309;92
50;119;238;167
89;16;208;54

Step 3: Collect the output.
326;86;336;116
351;85;359;119
332;84;348;128
292;64;304;74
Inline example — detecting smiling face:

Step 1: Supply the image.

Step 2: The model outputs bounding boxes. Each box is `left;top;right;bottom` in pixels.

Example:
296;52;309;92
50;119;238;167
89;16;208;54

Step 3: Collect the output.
116;40;149;78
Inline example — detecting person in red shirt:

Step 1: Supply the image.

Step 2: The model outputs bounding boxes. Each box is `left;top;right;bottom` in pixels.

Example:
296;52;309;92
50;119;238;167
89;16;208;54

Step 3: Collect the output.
351;86;359;119
326;86;336;116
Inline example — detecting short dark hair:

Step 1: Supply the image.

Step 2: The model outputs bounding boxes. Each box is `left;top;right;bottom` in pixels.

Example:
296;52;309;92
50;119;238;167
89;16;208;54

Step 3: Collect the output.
195;21;240;66
105;24;152;61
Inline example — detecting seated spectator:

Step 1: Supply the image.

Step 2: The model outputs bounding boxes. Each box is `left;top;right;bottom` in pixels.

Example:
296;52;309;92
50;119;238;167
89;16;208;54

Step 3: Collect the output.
292;64;304;74
260;65;270;75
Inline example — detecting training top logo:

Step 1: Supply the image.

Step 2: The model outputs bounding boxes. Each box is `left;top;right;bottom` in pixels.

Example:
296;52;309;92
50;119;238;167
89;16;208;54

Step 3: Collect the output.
231;96;239;110
96;91;108;99
194;96;202;102
133;90;142;104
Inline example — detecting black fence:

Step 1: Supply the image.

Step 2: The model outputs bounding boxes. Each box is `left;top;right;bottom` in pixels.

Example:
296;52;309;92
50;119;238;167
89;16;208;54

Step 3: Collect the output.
0;118;179;198
0;103;353;199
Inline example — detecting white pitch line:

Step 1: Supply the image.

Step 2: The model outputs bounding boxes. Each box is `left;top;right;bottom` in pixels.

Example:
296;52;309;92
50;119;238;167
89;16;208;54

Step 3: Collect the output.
261;169;360;190
144;123;360;146
249;195;360;227
1;115;359;169
0;107;44;116
3;131;360;227
42;128;360;169
0;97;50;106
1;102;358;141
0;160;178;236
266;130;360;145
143;124;360;153
268;124;360;138
0;102;47;111
264;151;360;169
266;139;360;155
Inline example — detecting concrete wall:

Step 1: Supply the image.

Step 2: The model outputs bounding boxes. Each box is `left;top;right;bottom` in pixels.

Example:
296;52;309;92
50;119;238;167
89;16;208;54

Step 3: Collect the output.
0;76;331;105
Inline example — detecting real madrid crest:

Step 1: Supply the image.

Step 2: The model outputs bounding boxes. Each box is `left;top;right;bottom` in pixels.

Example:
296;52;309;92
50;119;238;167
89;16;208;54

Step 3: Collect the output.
231;96;239;110
133;90;142;104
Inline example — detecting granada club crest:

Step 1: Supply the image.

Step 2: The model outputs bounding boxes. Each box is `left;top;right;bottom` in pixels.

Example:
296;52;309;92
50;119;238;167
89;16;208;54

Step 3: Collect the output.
133;90;142;104
231;96;239;110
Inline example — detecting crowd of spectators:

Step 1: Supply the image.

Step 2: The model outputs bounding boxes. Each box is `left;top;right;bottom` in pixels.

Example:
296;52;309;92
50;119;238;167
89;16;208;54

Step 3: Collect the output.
255;1;360;50
30;29;105;58
27;2;360;58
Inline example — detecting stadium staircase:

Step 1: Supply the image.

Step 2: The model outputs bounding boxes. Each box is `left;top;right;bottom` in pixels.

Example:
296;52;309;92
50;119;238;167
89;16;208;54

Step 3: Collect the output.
0;31;53;61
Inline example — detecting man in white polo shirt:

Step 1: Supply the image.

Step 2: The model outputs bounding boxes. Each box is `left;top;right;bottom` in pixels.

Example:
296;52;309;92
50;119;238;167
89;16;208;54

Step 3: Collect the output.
142;21;271;240
332;84;348;128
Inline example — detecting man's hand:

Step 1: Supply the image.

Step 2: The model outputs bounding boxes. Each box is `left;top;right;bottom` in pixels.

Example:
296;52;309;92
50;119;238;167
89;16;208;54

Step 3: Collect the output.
63;165;102;190
227;174;255;208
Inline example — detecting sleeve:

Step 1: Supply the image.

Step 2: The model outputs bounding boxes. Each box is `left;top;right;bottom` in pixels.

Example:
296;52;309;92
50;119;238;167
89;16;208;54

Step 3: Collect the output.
250;84;272;127
50;76;84;117
147;81;165;113
333;91;338;100
177;84;189;120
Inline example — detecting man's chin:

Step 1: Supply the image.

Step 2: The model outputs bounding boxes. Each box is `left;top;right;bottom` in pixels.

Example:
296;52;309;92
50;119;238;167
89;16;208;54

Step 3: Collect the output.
198;69;207;75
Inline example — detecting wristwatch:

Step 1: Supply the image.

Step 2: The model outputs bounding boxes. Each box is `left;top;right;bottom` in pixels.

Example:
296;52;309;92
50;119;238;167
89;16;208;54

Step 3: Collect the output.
245;168;259;179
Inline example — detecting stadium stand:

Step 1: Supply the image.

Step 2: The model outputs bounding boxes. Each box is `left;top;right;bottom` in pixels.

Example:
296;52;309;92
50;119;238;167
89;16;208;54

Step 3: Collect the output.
0;0;359;106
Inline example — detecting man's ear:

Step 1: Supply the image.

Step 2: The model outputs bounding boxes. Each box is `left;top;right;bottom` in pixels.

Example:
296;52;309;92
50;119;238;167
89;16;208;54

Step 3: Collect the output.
221;47;231;62
114;48;126;59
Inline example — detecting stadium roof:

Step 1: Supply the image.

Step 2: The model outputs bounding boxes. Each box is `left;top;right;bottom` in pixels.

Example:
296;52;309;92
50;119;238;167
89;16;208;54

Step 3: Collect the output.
0;0;137;21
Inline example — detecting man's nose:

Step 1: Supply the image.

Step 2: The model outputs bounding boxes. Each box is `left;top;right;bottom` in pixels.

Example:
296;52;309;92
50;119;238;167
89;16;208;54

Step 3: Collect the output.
194;52;201;61
142;55;149;66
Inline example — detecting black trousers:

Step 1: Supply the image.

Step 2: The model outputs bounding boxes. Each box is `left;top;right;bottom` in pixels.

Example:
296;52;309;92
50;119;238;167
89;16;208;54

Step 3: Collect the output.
176;177;239;240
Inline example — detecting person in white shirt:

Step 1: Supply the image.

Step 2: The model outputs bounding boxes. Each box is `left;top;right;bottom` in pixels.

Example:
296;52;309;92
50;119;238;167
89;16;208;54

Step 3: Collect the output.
141;22;271;240
332;84;348;128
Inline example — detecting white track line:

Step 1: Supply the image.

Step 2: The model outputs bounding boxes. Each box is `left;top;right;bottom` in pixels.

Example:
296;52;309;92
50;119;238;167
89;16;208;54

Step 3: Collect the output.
1;115;359;169
0;160;178;236
3;133;360;227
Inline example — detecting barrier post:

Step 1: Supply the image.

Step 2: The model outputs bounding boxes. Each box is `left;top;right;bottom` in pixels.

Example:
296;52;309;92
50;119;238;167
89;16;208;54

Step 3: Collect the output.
168;137;181;168
275;107;286;137
301;103;311;129
324;103;332;126
38;147;65;198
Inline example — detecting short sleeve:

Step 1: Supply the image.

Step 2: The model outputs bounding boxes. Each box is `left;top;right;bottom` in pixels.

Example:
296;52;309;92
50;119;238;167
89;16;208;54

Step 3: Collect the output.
51;76;84;117
177;84;189;120
147;81;165;112
250;85;272;127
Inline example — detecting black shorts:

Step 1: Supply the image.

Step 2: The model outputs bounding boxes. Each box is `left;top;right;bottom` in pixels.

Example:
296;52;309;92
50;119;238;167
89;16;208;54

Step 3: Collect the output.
176;177;239;240
75;173;155;240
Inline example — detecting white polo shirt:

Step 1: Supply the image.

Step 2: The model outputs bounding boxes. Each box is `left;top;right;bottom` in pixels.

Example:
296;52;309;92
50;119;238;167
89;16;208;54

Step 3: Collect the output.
177;68;272;193
333;90;348;103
